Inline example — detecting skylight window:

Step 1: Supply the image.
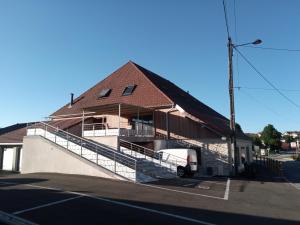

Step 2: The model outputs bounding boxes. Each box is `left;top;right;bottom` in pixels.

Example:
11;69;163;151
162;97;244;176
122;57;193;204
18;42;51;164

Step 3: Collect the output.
122;85;136;96
98;88;111;98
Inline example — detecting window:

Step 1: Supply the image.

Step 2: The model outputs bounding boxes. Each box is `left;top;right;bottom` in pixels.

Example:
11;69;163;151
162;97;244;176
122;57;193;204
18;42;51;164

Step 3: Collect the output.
122;85;136;96
98;88;111;98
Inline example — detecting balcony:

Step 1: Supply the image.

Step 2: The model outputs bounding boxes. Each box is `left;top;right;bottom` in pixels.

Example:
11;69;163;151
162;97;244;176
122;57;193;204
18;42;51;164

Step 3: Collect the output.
83;123;154;137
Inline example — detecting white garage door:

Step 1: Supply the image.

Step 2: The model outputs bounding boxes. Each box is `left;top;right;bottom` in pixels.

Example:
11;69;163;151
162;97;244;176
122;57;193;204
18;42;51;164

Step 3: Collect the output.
3;148;14;171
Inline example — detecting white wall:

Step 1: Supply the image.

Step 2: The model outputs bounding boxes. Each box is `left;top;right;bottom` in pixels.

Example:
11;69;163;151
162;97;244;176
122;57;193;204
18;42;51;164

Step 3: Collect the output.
84;136;119;149
22;136;126;180
2;148;14;171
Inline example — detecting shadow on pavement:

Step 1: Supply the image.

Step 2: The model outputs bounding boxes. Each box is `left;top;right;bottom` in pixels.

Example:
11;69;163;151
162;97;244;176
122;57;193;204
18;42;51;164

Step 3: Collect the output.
0;186;298;225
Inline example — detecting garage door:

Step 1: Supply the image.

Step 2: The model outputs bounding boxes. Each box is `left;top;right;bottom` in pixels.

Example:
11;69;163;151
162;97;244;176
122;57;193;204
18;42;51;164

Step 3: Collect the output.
3;148;14;171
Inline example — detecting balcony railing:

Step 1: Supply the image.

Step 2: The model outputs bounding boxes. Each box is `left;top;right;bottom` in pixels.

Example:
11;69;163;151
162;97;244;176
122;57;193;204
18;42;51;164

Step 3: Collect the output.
83;123;154;137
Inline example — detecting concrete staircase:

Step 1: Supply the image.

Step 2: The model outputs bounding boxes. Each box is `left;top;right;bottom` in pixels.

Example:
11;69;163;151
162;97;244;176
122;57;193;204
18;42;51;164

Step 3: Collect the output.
26;122;156;183
119;140;182;179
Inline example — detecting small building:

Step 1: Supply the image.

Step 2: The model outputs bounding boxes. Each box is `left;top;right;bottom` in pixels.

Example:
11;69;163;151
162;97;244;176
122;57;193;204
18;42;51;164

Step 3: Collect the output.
0;61;252;180
0;123;26;172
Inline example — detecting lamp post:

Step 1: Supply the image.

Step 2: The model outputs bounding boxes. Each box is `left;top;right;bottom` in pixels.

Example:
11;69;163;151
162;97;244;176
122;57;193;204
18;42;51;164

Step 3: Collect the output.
227;38;262;175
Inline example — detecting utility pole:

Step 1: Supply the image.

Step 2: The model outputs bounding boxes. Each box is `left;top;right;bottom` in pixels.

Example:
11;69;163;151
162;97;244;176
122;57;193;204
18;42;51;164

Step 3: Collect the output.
228;37;239;175
222;0;262;176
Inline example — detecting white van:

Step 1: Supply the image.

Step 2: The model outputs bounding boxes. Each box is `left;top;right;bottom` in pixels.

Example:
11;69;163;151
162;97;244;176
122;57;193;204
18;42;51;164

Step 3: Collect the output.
157;148;198;177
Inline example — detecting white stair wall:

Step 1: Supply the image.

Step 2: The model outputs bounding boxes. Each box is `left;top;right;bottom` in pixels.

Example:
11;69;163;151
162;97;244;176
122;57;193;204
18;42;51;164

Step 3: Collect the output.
27;128;136;181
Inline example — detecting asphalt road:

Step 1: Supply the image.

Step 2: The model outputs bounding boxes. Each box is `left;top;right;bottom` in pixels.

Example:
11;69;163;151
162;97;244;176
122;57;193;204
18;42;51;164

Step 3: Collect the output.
0;169;299;225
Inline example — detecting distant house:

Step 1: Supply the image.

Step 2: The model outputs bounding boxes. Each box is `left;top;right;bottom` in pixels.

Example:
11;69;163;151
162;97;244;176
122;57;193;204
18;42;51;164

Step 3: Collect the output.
282;131;300;150
0;61;252;180
0;123;26;171
283;131;300;139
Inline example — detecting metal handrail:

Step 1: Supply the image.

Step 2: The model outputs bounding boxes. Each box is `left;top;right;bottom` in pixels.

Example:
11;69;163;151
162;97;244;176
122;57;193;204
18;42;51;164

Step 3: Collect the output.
119;139;186;161
34;121;135;162
119;139;185;177
27;121;137;181
83;122;154;137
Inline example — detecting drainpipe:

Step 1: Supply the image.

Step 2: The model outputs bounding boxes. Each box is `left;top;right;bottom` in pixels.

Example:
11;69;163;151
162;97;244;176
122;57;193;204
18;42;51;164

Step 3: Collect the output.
82;110;85;137
118;104;121;136
0;146;3;170
137;107;140;135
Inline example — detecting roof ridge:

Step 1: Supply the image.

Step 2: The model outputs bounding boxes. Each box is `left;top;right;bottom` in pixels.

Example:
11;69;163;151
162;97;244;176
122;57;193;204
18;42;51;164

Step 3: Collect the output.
129;61;174;106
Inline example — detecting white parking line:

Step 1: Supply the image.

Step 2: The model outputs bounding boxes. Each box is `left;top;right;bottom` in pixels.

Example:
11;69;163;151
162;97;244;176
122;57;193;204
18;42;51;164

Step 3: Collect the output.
201;181;227;186
88;195;217;225
283;177;300;190
0;210;39;225
0;181;218;225
197;185;210;190
183;183;195;187
223;178;230;200
13;196;83;215
138;183;225;200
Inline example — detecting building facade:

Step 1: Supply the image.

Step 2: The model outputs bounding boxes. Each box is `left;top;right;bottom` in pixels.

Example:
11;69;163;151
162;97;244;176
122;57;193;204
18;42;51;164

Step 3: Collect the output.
0;61;252;178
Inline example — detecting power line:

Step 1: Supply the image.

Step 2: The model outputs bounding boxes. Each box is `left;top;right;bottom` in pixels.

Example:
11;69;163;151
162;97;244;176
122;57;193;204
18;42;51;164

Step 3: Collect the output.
241;45;300;52
233;0;237;41
233;0;240;87
237;88;282;117
222;0;230;39
234;47;300;108
235;86;300;92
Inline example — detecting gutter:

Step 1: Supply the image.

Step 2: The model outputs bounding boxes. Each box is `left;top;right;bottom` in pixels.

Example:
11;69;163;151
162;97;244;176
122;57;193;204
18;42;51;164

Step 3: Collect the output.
0;143;23;146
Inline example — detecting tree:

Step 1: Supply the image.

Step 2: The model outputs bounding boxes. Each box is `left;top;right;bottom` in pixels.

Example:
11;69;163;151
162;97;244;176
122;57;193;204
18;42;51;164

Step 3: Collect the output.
235;123;242;132
251;135;262;147
260;124;282;152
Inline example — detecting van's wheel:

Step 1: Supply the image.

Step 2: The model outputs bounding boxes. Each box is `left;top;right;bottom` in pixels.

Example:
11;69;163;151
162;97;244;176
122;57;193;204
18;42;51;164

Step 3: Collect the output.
177;166;185;177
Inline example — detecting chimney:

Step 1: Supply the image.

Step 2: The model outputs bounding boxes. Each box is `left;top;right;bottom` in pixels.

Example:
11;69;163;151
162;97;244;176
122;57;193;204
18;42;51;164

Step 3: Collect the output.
70;93;74;107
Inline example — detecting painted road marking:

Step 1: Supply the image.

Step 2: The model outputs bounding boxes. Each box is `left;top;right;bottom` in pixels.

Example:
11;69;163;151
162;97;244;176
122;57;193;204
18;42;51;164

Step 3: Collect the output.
139;183;226;200
0;181;16;185
224;178;230;200
0;210;39;225
0;181;218;225
183;183;195;187
88;195;217;225
283;177;300;190
197;185;210;190
13;196;83;215
200;181;227;185
184;178;227;185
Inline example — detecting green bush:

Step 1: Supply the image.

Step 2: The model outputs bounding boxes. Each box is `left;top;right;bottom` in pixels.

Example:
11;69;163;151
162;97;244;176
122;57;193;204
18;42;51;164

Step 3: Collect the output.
291;154;300;161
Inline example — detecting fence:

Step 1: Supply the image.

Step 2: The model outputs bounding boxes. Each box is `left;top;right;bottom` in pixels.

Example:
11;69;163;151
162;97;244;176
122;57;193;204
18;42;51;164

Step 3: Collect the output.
256;155;284;177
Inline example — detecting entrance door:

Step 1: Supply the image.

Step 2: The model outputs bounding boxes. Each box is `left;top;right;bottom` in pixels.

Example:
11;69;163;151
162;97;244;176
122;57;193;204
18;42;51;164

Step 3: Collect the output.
3;148;14;171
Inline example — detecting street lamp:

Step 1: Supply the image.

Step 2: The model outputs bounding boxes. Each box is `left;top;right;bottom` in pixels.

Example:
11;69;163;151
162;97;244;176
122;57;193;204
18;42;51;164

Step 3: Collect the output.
234;39;262;47
227;38;262;176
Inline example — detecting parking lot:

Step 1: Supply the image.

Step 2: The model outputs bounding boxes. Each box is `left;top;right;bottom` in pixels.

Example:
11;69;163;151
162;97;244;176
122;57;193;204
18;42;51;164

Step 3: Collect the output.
144;177;230;200
0;172;300;225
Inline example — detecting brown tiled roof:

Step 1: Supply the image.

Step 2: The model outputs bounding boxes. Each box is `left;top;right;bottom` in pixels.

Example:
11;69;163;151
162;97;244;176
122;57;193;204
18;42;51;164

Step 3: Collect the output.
51;61;249;139
0;119;83;145
136;63;251;139
51;61;173;116
132;63;231;135
0;123;27;144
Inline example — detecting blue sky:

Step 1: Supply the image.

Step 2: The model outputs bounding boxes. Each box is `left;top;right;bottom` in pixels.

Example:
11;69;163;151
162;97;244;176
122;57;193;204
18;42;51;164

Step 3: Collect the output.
1;0;300;133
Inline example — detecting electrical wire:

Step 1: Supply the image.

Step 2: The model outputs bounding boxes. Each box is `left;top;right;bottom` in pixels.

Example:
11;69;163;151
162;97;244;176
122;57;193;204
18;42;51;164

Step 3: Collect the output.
232;0;240;87
235;86;300;92
237;88;282;117
222;0;230;39
234;47;300;108
241;45;300;52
